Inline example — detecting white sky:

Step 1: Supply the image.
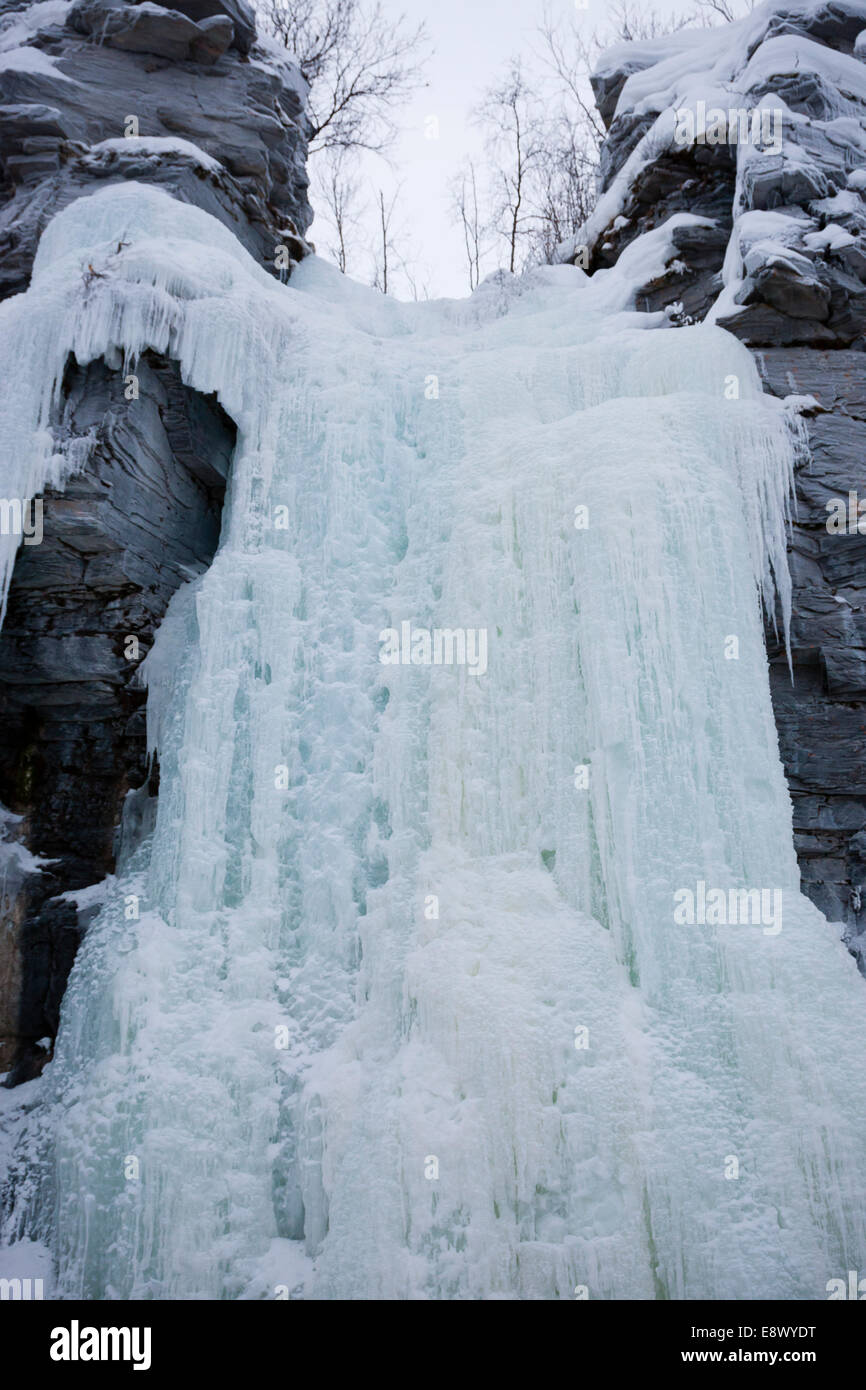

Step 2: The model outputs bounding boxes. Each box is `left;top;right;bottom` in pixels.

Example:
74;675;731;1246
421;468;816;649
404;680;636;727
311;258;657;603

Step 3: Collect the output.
307;0;699;299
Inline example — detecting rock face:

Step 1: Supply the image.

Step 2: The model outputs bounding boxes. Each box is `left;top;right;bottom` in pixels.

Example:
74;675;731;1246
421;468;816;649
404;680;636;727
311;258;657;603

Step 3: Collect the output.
576;0;866;966
0;353;237;1082
758;348;866;942
0;0;311;1080
0;0;312;299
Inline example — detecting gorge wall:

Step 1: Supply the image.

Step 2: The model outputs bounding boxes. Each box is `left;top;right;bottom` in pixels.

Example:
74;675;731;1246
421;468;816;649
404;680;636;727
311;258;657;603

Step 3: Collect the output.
573;0;866;970
0;0;312;1080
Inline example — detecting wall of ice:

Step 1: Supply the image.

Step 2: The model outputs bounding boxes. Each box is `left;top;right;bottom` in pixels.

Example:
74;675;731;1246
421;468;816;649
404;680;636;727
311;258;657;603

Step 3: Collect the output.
2;178;866;1299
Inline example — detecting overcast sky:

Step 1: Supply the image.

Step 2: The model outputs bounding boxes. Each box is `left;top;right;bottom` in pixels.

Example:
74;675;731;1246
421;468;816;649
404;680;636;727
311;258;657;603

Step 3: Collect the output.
307;0;705;299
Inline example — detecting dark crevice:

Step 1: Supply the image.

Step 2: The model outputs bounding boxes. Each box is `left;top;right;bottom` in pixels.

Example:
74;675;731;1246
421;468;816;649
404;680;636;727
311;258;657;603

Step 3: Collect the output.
0;349;236;1084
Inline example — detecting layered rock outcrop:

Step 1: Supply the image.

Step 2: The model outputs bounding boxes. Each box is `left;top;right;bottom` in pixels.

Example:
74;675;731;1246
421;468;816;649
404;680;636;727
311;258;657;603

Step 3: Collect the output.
571;0;866;964
0;353;236;1082
0;0;311;1079
0;0;311;298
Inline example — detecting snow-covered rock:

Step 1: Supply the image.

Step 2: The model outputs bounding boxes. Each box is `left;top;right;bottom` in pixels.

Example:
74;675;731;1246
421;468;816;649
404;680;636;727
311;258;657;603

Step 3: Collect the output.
0;0;311;300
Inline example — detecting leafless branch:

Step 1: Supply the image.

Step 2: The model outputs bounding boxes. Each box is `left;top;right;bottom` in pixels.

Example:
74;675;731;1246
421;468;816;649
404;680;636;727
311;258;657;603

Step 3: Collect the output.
260;0;430;156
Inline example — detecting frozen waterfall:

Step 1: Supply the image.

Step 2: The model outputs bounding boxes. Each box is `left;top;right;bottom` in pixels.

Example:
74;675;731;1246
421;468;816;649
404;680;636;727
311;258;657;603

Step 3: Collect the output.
2;182;866;1300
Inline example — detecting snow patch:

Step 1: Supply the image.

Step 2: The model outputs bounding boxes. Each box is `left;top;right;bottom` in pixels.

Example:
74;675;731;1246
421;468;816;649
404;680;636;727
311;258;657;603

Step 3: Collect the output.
0;44;75;81
89;137;223;173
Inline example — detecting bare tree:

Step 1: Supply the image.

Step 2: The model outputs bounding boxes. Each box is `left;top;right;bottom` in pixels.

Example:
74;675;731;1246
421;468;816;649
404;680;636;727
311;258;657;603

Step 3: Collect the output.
371;185;401;295
400;251;432;302
606;0;702;40
475;60;545;274
472;46;602;275
527;117;598;264
450;161;485;292
260;0;430;155
535;8;606;153
692;0;758;20
313;148;364;273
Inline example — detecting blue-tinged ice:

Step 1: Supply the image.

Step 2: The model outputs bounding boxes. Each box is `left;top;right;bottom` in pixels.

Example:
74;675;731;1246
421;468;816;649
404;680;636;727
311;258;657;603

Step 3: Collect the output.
0;182;864;1299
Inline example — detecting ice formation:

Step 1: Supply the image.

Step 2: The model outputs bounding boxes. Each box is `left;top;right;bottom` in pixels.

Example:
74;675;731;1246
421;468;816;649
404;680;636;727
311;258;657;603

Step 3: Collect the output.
2;176;866;1300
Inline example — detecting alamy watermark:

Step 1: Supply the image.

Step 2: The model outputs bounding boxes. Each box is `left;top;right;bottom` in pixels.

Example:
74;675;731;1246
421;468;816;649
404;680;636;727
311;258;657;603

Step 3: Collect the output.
0;497;42;545
673;880;782;935
379;621;488;676
50;1321;151;1370
0;1276;43;1299
673;101;782;154
826;492;866;534
827;1270;866;1299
